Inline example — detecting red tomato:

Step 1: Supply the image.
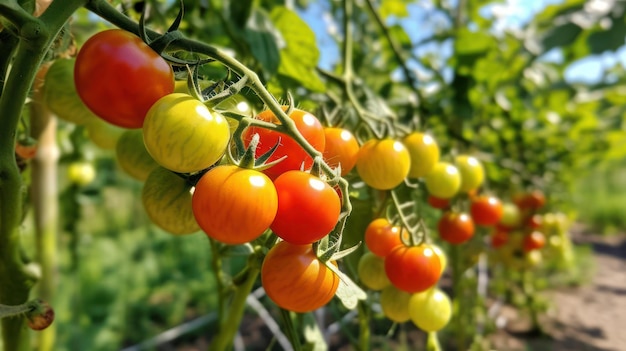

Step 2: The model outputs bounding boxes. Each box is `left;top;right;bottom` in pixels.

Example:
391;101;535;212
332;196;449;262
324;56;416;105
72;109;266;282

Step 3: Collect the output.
261;241;339;313
513;190;546;210
243;108;325;179
192;165;278;244
74;29;174;128
490;228;509;248
523;231;546;252
526;214;543;229
438;211;475;244
427;195;450;210
322;127;360;176
470;195;504;226
271;171;341;244
364;218;404;257
384;244;441;293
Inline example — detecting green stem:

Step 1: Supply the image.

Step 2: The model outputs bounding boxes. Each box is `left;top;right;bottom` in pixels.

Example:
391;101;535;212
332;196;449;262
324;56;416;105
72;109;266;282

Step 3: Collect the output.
209;239;226;327
357;301;370;351
209;267;260;351
280;309;302;351
426;332;442;351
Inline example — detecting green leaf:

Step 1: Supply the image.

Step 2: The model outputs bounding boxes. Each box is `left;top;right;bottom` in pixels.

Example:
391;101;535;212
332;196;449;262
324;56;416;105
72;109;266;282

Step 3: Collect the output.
229;0;254;28
454;28;494;56
380;0;412;19
302;313;326;351
270;6;325;92
244;8;282;76
326;263;366;310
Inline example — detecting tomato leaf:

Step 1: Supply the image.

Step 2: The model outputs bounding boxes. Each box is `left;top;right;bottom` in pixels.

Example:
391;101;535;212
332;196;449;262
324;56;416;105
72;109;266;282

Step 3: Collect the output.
326;263;366;310
244;8;281;76
302;313;326;351
329;242;361;262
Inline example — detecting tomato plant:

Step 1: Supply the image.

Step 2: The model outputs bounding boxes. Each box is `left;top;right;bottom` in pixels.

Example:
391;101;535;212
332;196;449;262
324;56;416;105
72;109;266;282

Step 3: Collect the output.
384;244;442;293
143;93;230;173
74;29;175;128
357;252;390;291
424;162;461;199
192;165;278;244
270;171;341;244
261;241;339;313
409;287;452;332
322;127;360;176
403;132;440;178
364;218;404;257
243;108;325;179
355;138;411;190
470;195;504;226
438;211;475;244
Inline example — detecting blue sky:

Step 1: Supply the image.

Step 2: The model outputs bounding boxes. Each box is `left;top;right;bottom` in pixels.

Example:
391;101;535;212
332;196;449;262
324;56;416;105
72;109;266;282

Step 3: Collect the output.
298;0;625;84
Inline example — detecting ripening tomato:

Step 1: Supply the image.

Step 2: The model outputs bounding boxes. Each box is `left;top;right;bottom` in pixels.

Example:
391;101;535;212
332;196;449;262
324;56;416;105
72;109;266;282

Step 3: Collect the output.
364;218;404;257
490;228;509;248
74;29;174;128
192;165;278;244
271;171;341;244
115;129;159;181
427;195;450;210
355;138;411;190
424;162;461;199
243;108;325;179
499;202;522;229
526;214;543;229
385;244;441;293
322;127;359;176
261;241;339;313
470;195;503;226
142;167;200;235
438;211;475;244
143;93;230;173
380;285;412;323
409;288;452;332
513;190;546;210
403;132;440;178
523;231;546;252
357;252;391;290
15;141;37;160
455;155;485;193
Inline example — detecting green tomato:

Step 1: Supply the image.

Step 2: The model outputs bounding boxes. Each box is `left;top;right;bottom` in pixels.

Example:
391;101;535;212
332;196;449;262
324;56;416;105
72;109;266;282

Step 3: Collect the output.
143;93;230;173
67;161;96;185
115;129;159;181
85;118;127;150
357;252;391;291
142;167;200;235
455;155;484;193
424;162;461;199
499;202;522;228
380;285;412;323
409;287;452;332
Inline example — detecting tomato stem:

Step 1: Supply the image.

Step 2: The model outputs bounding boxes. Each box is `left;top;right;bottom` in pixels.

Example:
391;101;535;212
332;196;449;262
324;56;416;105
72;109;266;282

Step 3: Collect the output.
426;332;442;351
280;309;303;351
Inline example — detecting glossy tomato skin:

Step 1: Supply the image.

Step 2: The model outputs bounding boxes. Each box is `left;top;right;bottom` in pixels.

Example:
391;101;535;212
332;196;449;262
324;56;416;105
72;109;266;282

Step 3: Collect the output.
143;93;230;173
243;108;325;179
193;165;278;244
455;155;485;193
322;127;360;176
424;162;461;199
261;241;339;313
380;285;412;322
470;195;504;226
364;218;404;257
409;288;452;332
271;171;341;244
355;138;411;190
403;132;440;178
438;211;475;244
74;29;174;128
385;244;441;293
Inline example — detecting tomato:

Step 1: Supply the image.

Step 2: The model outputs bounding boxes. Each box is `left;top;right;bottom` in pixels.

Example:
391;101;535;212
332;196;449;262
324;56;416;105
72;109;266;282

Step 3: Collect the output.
380;285;412;323
85;117;127;150
74;29;174;128
355;138;410;190
385;244;441;293
261;241;339;313
403;132;440;178
455;155;484;193
271;171;341;244
490;228;509;248
424;162;461;199
470;195;503;226
115;129;159;181
431;244;447;275
437;211;475;244
15;141;37;160
513;190;546;210
143;93;230;173
357;252;391;290
192;165;277;244
67;161;96;185
409;288;452;332
322;127;359;176
499;202;522;229
43;58;98;125
364;218;404;257
243;108;325;179
523;231;546;252
142;167;200;235
526;214;543;229
25;300;55;331
427;195;450;210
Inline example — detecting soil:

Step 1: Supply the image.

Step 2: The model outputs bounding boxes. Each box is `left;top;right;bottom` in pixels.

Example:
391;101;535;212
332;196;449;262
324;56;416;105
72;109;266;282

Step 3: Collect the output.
489;226;626;351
